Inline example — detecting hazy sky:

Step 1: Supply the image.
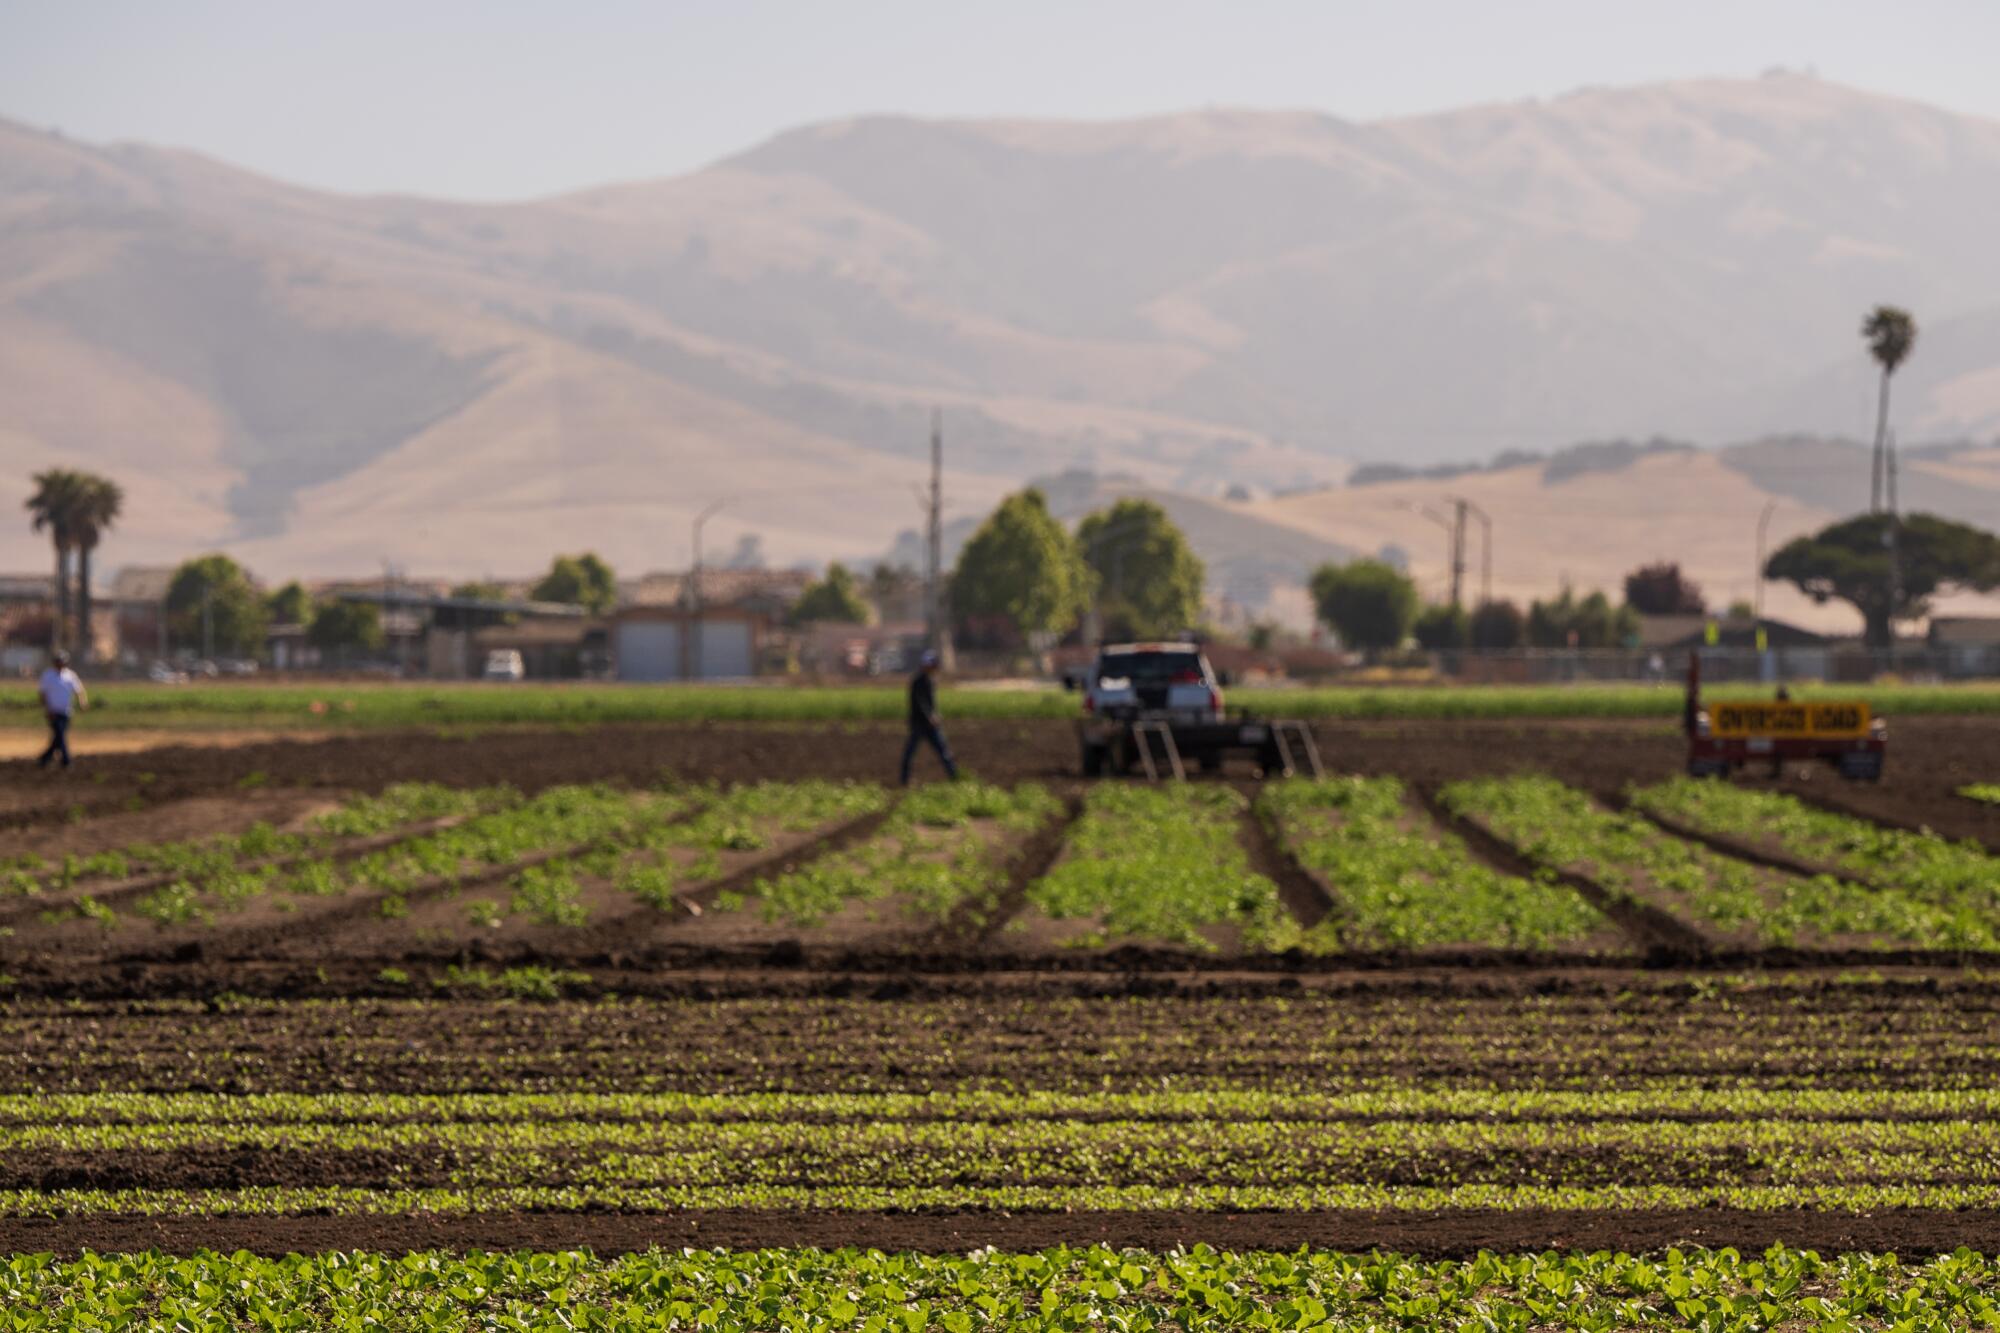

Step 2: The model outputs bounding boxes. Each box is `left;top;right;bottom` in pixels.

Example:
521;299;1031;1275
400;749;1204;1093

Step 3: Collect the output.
5;0;1997;200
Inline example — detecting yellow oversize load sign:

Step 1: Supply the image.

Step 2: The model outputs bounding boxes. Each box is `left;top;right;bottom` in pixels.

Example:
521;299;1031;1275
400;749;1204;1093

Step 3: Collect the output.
1710;700;1871;739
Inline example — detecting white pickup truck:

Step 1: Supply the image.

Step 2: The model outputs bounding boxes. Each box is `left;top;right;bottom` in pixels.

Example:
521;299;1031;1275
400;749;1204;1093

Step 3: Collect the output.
1078;642;1235;776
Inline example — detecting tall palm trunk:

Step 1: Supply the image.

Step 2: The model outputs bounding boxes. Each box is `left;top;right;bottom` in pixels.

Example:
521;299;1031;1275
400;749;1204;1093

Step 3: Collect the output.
1871;365;1891;513
50;542;69;653
77;543;94;665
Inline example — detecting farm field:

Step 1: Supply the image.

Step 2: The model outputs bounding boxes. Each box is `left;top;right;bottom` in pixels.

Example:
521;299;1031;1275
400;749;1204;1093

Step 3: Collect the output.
10;676;2000;733
6;714;2000;1322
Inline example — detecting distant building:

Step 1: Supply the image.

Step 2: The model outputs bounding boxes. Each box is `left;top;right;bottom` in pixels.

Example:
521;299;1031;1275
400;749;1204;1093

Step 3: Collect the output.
1640;613;1829;652
109;567;175;663
619;568;813;620
613;605;763;681
1930;617;2000;677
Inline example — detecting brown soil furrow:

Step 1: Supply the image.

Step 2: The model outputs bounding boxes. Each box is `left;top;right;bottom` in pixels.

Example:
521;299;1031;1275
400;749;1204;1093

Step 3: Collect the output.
944;792;1081;947
1236;792;1338;931
671;803;899;918
1790;782;2000;857
10;943;2000;1003
4;982;1998;1093
1606;793;1845;882
1;1208;1997;1258
0;1144;1802;1192
1412;783;1707;959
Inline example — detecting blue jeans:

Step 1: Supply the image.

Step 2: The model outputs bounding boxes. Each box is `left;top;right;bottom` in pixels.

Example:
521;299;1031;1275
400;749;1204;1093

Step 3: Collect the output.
900;720;957;785
38;713;70;769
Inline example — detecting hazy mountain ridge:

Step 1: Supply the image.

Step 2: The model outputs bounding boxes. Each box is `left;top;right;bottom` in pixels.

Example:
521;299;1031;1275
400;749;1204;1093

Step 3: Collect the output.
5;74;2000;622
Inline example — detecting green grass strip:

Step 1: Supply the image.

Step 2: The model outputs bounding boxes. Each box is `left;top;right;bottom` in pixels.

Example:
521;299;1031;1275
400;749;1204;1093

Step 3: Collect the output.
16;678;2000;730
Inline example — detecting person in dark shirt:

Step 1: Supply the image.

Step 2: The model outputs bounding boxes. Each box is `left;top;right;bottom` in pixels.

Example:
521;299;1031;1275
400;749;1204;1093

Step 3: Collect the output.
901;650;958;785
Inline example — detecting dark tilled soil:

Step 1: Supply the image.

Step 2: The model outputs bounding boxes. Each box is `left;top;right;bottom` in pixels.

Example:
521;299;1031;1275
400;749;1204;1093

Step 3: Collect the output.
3;1209;1997;1258
2;714;1993;840
5;981;1996;1096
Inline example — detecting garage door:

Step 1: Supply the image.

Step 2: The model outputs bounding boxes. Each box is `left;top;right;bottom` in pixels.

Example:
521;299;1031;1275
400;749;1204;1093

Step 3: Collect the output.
617;622;683;681
696;621;752;679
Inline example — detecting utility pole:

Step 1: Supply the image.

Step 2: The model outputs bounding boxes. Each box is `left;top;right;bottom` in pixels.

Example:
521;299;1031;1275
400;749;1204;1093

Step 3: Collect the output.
1754;499;1777;622
925;409;944;655
689;499;729;681
1886;433;1902;664
1403;502;1458;606
1456;500;1492;607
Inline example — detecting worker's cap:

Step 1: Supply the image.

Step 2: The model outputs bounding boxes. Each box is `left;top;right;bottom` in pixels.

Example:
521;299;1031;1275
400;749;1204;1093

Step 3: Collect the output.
50;650;69;667
920;650;940;668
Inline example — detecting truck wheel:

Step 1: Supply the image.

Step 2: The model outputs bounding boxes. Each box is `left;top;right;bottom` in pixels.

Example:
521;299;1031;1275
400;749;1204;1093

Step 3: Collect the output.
1081;745;1106;778
1199;753;1223;774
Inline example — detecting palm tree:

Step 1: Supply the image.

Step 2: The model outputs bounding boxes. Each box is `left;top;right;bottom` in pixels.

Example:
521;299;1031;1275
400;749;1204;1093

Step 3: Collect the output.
70;474;124;664
1862;305;1917;512
24;469;87;653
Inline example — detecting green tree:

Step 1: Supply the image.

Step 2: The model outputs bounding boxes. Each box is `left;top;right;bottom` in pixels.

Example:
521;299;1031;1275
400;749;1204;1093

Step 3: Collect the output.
23;469;87;652
166;554;267;657
307;600;385;656
532;553;617;613
791;562;873;625
1076;499;1206;640
949;488;1090;643
265;581;314;626
1469;599;1526;650
1412;603;1470;651
1527;587;1640;649
1863;305;1917;512
1766;512;2000;647
1308;559;1418;652
451;581;506;602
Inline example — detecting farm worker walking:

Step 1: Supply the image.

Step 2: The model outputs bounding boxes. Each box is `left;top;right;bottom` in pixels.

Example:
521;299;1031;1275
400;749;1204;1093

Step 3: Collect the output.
37;649;86;771
900;650;958;785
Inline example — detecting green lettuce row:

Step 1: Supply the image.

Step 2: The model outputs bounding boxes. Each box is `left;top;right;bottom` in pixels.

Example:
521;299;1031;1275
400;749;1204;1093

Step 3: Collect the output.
749;781;1058;928
1633;777;2000;915
5;1117;1993;1190
1441;775;1990;949
1028;785;1286;950
4;1244;2000;1331
12;1181;2000;1215
0;782;515;899
10;1084;2000;1125
1258;776;1605;950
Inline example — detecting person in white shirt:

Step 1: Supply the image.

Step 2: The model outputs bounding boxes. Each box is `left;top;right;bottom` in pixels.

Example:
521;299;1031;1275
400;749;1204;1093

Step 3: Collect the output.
37;650;86;770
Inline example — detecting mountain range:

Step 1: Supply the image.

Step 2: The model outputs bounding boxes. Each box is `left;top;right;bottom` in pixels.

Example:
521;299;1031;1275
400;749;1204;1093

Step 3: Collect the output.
4;71;2000;631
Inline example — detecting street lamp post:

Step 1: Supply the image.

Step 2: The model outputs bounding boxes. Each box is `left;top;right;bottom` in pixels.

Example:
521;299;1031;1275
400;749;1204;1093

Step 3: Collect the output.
1400;502;1458;605
1754;500;1777;622
688;499;730;681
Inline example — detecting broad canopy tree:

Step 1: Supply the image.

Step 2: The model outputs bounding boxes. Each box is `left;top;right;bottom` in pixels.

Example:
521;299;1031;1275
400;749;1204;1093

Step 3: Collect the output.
307;599;385;655
1766;512;2000;647
790;562;873;625
166;554;267;657
265;581;314;626
1075;499;1205;640
1527;587;1639;649
1309;559;1418;652
532;553;617;614
950;488;1090;646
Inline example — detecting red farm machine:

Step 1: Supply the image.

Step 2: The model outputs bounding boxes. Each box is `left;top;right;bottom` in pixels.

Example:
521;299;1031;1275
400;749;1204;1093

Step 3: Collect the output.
1682;653;1886;781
